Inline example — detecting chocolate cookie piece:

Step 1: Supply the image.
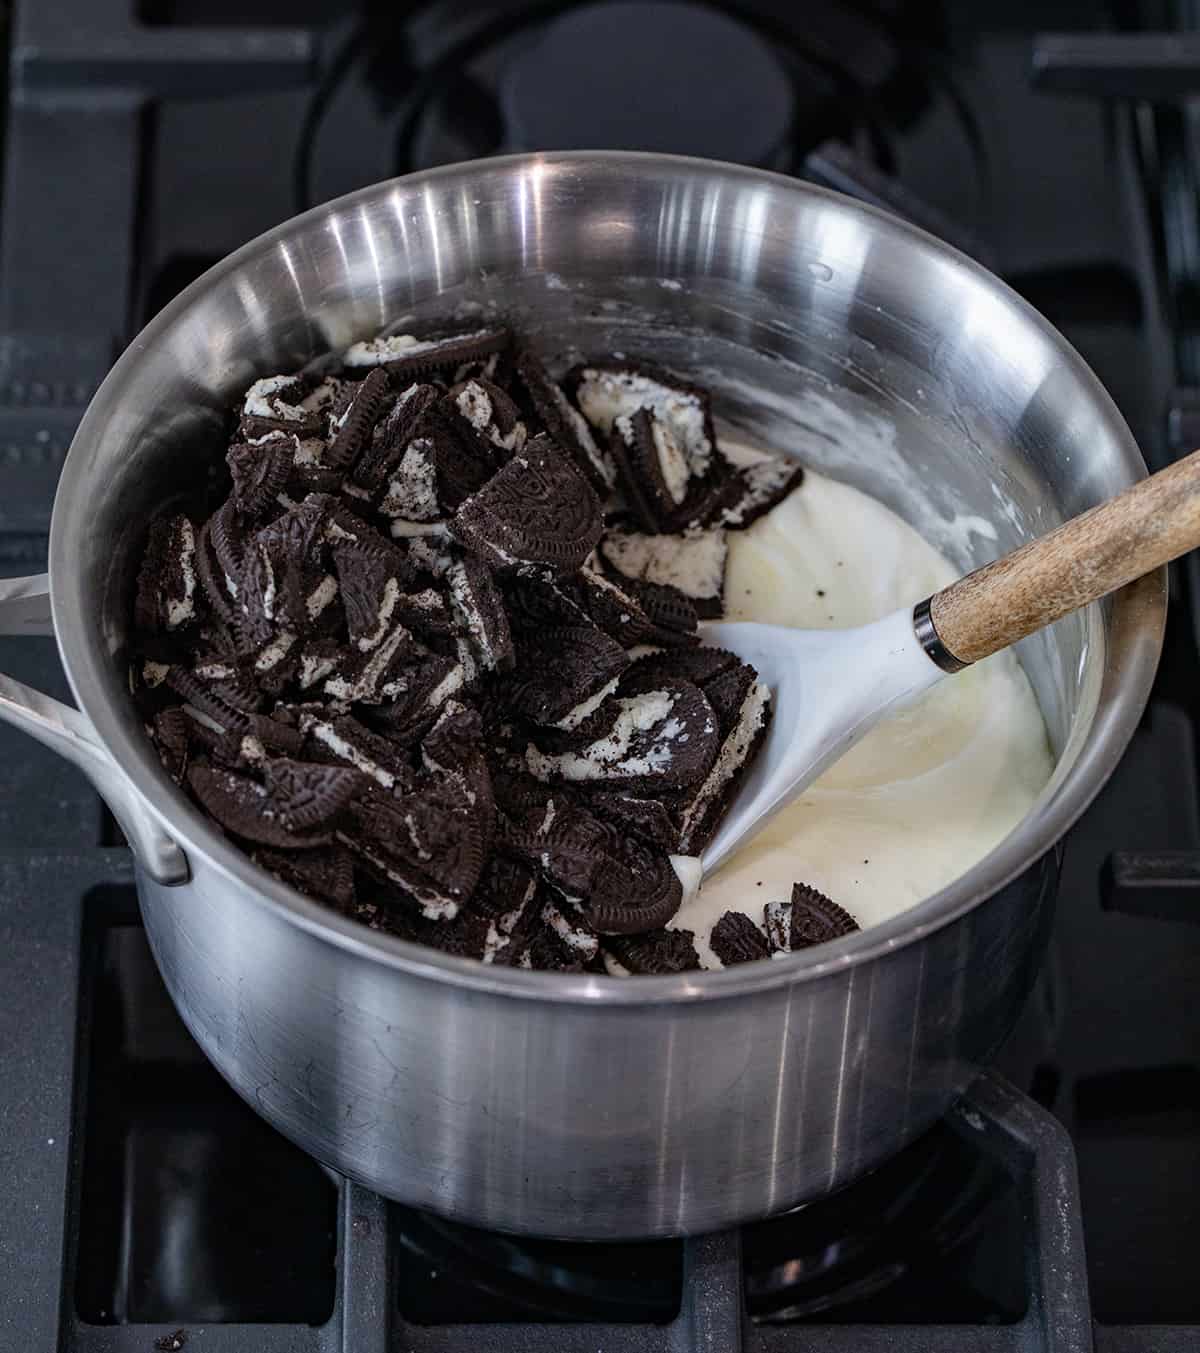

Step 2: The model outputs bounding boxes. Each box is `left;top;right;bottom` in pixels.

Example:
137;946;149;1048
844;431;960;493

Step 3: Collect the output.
507;624;628;727
424;909;491;960
326;368;392;470
253;845;356;907
299;375;349;434
206;501;248;616
567;566;667;647
609;406;693;532
585;836;683;935
227;440;293;517
346;838;468;925
166;665;254;734
358;650;462;744
337;891;430;942
239;374;321;440
567;359;731;527
182;654;265;714
332;537;408;651
188;762;336;848
135;514;201;634
446;557;514;673
604;928;701;975
421;701;497;862
300;710;413;791
342;327;510;380
624;645;739;693
349;898;490;958
260;757;365;831
471;849;538;921
337;830;465;922
478;859;545;964
763;884;859;953
492;768;558;830
506;801;604;899
453;345;512;388
247;710;307;759
790;883;859;946
525;677;719;791
377;437;443;523
320;621;426;705
600;526;727;619
350;382;443;498
676;675;771;855
448;377;527;456
389;586;453;641
242;494;336;637
523;695;623;759
567;359;715;465
540;895;601;963
513;349;615;494
627;645;759;746
503;796;679;939
194;522;240;636
450;434;603;575
614;574;700;642
518;919;590;973
179;708;252;769
720;449;805;529
700;661;756;734
295;636;343;692
501;568;591;632
150;706;191;784
349;764;487;906
584;790;680;852
710;911;771;966
423;410;498;513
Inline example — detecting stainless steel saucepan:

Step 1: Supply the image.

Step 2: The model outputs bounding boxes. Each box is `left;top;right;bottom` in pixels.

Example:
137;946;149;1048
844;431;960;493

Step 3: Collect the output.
0;152;1164;1238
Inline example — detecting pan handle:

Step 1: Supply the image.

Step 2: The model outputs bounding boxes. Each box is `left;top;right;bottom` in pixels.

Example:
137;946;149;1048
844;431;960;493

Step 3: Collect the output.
0;573;188;885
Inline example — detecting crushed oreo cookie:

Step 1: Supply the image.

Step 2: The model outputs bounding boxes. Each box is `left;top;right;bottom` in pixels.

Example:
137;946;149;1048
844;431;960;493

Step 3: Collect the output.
764;883;860;952
450;434;603;574
604;928;702;975
600;526;728;619
710;910;772;965
566;359;731;530
719;444;806;529
129;319;831;972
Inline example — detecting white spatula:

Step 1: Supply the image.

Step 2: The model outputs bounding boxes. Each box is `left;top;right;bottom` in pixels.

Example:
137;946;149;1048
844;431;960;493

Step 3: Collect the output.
698;447;1200;876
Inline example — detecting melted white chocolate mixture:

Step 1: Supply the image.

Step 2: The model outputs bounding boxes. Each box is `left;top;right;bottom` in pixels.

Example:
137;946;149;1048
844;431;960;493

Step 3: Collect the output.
670;458;1055;969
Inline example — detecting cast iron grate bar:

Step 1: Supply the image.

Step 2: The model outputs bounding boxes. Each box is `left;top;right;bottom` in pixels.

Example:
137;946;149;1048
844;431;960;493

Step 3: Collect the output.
1102;851;1200;921
1032;33;1200;100
0;0;315;536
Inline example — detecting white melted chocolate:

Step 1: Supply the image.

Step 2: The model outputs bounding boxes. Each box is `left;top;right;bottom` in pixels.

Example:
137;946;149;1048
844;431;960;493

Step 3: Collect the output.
669;458;1054;969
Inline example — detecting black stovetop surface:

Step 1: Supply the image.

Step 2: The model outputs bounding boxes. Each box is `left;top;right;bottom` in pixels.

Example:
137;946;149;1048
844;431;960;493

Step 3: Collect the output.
0;2;1197;1350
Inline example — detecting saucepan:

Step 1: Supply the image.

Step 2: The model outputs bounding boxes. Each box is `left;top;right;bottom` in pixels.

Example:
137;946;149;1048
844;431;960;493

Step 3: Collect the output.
0;152;1164;1238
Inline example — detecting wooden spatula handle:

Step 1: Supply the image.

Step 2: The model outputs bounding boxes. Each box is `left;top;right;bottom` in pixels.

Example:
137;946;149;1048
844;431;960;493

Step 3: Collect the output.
926;447;1200;667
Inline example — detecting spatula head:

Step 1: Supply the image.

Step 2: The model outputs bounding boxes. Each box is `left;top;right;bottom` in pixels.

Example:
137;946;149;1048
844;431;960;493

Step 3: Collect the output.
698;607;943;875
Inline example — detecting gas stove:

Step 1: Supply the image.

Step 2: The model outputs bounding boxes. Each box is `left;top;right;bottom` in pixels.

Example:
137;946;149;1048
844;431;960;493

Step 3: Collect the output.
0;2;1197;1350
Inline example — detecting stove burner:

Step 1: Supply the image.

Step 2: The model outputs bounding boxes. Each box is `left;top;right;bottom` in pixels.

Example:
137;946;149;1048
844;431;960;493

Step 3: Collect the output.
393;1109;1023;1325
395;1210;683;1323
744;1115;1023;1322
500;1;793;165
